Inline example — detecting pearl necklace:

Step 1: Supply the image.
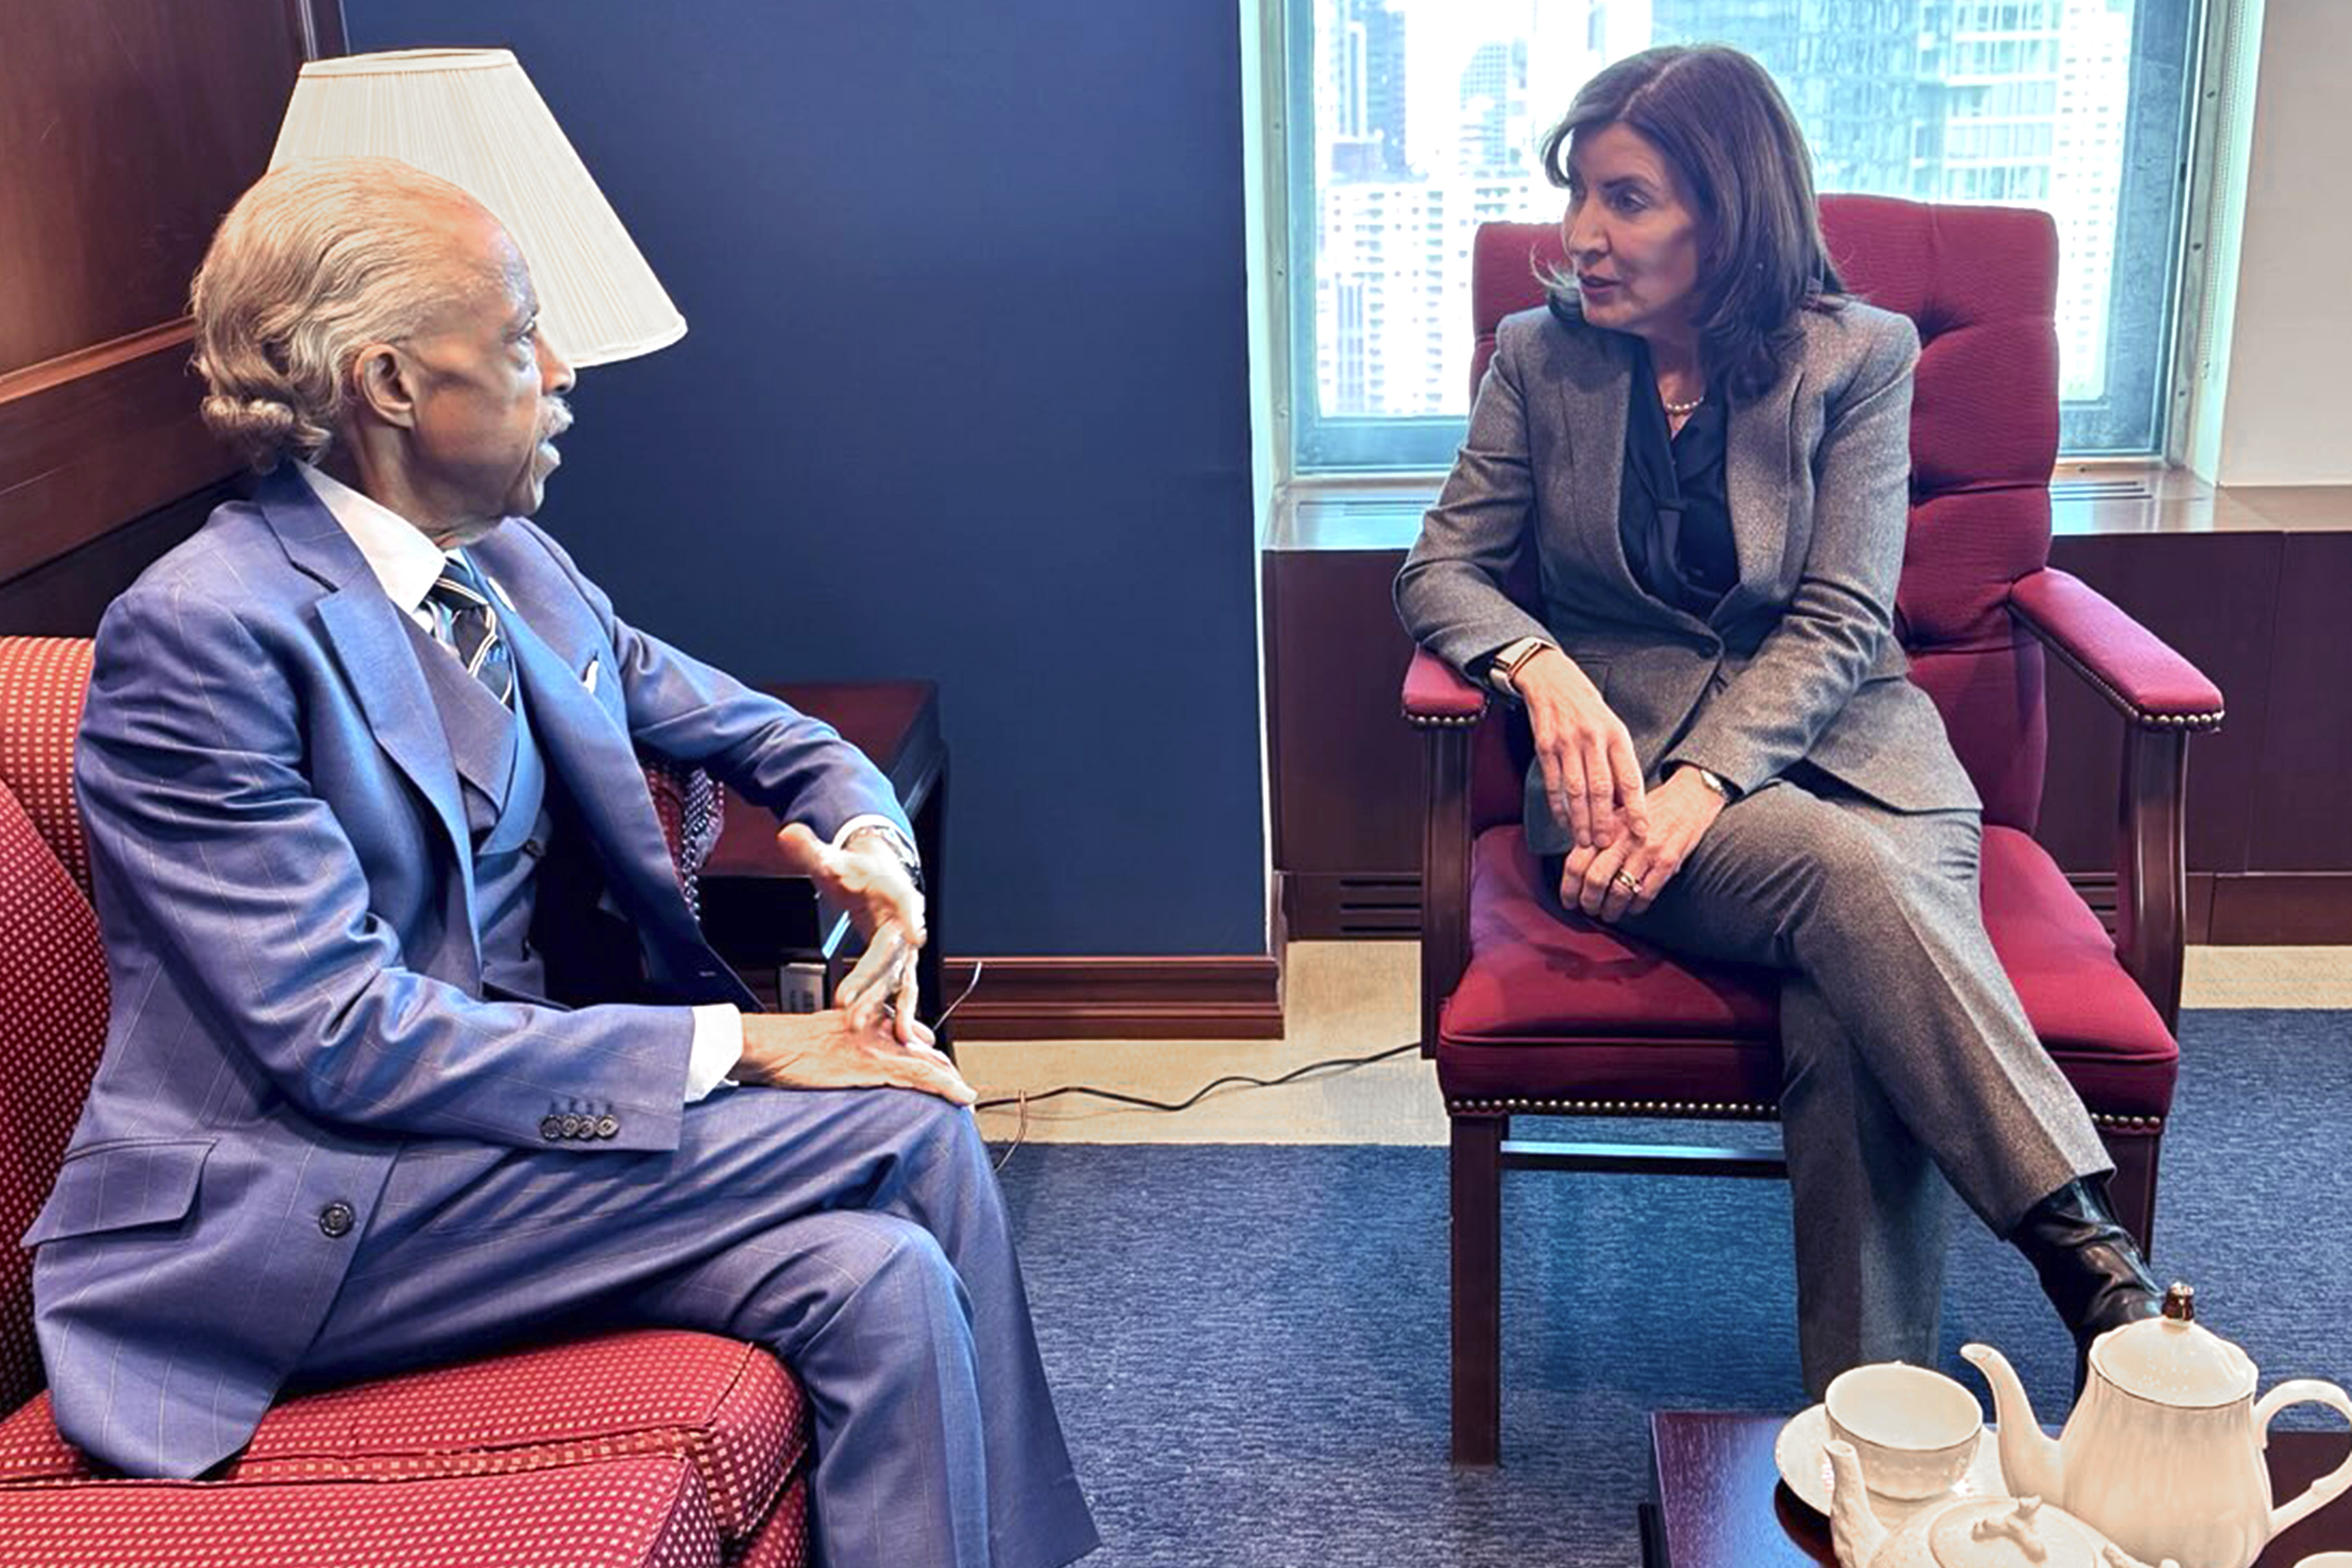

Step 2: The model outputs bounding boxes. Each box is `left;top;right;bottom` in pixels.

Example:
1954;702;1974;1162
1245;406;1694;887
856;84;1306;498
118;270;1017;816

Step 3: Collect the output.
1662;389;1706;417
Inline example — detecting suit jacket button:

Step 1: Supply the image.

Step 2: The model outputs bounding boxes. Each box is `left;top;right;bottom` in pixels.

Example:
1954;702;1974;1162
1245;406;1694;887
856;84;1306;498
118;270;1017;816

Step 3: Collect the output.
560;1113;586;1139
318;1201;355;1238
540;1114;565;1141
595;1115;620;1140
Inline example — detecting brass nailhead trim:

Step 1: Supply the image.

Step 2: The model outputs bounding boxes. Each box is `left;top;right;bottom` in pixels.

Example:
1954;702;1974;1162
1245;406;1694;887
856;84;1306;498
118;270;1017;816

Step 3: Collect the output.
1447;1096;1778;1119
2022;618;2225;733
1403;706;1486;728
1446;1097;2165;1133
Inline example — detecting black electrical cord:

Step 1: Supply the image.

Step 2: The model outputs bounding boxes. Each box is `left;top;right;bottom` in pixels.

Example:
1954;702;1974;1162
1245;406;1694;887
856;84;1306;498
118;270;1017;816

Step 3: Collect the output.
978;1042;1422;1171
973;1041;1420;1114
931;960;1422;1167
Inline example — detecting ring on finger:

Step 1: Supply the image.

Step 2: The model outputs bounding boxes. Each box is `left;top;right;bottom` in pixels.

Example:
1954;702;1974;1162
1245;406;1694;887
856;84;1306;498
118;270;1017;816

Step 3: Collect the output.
1613;870;1644;895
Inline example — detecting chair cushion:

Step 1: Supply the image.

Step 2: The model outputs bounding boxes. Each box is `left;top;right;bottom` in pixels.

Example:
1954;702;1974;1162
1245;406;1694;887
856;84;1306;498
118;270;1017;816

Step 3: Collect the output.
0;1329;804;1544
0;784;110;1415
1438;824;2178;1121
0;1453;721;1568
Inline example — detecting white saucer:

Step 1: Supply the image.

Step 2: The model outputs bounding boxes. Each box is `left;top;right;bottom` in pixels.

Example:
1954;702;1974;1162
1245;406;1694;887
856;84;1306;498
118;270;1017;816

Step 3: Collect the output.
1773;1403;2007;1523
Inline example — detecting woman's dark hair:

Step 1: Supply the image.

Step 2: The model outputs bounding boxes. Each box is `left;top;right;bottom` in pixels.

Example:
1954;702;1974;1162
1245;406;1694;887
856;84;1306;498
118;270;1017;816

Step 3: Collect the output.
1537;45;1845;401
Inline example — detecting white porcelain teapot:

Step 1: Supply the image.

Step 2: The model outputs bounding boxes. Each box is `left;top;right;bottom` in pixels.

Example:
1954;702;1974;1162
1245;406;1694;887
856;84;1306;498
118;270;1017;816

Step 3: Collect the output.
1964;1283;2352;1568
1826;1438;2176;1568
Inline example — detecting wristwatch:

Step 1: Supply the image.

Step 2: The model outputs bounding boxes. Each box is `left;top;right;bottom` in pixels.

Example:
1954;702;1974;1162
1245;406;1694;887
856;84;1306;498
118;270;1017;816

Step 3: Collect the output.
843;822;925;891
1684;765;1736;802
1495;637;1558;694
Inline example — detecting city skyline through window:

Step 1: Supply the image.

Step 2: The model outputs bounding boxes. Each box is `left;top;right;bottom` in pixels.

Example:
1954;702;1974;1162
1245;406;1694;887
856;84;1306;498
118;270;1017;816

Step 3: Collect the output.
1289;0;2197;468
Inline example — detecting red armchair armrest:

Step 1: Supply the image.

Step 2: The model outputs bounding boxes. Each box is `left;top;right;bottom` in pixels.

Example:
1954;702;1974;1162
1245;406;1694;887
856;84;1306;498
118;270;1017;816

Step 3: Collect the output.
1401;647;1491;1054
1403;646;1491;727
2007;568;2222;1030
2007;568;2225;731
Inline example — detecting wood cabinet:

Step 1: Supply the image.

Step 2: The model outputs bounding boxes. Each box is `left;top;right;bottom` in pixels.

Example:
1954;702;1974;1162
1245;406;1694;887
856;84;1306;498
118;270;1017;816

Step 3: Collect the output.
1264;478;2352;942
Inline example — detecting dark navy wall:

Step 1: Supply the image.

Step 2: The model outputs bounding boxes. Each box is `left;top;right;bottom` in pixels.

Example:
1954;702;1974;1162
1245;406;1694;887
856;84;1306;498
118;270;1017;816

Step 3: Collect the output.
345;1;1265;955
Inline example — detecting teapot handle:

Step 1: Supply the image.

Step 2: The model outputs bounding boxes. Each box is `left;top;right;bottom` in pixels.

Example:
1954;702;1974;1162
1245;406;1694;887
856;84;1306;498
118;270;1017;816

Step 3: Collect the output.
2255;1378;2352;1537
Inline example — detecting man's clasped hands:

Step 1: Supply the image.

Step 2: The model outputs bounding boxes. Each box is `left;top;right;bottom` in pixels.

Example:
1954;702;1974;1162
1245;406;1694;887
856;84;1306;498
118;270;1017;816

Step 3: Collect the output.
731;822;976;1107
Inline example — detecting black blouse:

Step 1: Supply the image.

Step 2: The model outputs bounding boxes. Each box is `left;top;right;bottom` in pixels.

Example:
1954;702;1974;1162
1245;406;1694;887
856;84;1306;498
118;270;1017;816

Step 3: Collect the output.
1618;341;1737;619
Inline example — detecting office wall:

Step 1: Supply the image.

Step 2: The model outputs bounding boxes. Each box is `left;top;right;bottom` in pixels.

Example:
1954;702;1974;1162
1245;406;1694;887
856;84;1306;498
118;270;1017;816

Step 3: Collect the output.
2212;0;2352;485
345;1;1266;956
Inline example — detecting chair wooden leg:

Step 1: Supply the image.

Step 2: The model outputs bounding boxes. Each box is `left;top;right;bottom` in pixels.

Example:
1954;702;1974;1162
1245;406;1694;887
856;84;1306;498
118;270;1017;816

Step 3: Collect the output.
2098;1126;2162;1257
1451;1113;1504;1466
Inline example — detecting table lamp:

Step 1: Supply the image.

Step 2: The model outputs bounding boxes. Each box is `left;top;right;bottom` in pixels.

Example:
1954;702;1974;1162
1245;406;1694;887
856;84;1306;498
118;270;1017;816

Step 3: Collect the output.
270;47;684;367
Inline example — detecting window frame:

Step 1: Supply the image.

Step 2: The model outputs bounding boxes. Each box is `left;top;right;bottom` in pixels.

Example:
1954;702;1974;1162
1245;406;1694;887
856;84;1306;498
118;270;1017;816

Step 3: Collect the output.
1277;0;2210;476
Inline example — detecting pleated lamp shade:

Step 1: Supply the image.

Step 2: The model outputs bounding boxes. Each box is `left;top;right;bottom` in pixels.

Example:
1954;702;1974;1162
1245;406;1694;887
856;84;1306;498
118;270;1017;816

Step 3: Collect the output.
271;48;685;367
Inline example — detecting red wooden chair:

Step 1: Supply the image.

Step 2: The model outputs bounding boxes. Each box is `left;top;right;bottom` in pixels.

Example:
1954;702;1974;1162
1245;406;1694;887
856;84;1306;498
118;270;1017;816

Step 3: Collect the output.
1402;199;2226;1465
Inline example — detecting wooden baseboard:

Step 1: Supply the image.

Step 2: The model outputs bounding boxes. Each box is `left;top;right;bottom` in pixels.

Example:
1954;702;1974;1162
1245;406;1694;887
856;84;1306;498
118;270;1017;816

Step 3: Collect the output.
2204;873;2352;943
940;955;1284;1040
2067;871;2352;944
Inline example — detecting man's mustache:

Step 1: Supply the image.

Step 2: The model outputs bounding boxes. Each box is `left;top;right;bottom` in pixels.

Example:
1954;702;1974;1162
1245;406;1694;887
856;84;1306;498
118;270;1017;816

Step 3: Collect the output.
541;397;574;441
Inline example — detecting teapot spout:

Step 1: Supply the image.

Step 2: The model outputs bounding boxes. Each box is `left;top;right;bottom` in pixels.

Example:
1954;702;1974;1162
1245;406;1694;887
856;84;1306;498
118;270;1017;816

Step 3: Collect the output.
1963;1343;2065;1505
1825;1439;1888;1568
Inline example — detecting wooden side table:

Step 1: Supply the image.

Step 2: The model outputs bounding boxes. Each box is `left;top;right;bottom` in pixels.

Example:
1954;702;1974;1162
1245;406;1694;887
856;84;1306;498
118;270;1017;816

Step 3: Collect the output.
1644;1410;2352;1568
695;680;951;1049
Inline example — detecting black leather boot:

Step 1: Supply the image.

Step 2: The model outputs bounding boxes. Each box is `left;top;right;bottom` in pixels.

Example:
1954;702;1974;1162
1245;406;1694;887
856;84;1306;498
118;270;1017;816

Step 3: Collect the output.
2008;1176;2162;1393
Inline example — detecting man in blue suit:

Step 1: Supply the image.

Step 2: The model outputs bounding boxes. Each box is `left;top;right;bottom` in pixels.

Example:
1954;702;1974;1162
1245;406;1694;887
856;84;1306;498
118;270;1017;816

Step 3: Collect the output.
27;158;1098;1568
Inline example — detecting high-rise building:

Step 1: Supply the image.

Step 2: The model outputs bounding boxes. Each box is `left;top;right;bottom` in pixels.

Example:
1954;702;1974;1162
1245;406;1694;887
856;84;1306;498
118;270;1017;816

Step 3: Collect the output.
1650;0;1923;194
1328;0;1412;180
1314;179;1454;415
1312;0;2138;421
1920;0;2062;203
2051;0;2131;399
1456;38;1532;175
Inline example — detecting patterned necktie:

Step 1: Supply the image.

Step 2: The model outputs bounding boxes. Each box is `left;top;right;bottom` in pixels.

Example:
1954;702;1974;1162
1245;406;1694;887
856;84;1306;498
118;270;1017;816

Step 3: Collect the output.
424;554;515;707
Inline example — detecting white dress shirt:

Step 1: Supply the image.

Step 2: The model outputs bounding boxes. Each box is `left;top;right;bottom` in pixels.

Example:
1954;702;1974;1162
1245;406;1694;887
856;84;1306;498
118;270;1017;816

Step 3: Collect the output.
296;464;912;1100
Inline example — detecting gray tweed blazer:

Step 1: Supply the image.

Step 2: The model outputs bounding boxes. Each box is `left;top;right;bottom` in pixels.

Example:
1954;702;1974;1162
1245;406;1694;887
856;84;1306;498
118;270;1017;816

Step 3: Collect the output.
1396;301;1980;857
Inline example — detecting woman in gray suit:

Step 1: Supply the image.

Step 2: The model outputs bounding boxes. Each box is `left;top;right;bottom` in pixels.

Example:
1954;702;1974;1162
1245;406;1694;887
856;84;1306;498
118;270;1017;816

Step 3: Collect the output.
1396;44;2160;1396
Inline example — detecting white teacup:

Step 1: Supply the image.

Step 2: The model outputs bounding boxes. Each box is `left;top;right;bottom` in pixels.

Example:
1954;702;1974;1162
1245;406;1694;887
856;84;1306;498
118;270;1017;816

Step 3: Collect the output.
1824;1361;1983;1500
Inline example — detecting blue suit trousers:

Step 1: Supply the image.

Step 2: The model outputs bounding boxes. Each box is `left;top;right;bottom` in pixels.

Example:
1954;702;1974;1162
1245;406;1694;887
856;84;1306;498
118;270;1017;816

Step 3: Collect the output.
294;1085;1098;1568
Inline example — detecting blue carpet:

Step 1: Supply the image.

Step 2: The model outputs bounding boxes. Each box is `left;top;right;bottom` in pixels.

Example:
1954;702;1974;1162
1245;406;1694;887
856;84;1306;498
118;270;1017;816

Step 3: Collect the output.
993;1009;2352;1567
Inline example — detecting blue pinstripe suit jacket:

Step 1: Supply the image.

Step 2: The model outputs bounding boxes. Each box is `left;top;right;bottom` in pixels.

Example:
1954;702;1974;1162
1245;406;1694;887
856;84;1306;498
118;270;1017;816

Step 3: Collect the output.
25;467;906;1478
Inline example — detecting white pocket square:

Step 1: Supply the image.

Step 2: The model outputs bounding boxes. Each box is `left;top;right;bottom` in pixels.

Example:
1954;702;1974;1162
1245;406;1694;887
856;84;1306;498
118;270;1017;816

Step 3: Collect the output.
581;657;601;693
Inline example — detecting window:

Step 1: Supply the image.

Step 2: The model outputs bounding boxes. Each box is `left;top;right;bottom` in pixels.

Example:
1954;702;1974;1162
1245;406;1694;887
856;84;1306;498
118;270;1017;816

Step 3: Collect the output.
1285;0;2201;470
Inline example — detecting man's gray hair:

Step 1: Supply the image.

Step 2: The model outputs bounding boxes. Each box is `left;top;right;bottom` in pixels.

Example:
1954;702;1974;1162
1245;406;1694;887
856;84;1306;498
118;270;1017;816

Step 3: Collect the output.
191;158;493;470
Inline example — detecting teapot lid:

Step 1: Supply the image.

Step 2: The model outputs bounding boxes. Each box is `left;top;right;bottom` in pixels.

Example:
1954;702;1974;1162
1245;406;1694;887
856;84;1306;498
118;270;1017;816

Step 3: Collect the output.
1924;1497;2103;1568
2090;1282;2256;1406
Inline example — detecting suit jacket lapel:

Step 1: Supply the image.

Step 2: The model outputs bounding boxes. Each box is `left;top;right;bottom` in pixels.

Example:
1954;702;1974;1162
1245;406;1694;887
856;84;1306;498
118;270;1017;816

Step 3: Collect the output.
501;610;751;1006
497;606;694;940
258;470;479;922
1715;364;1803;627
1547;325;1648;605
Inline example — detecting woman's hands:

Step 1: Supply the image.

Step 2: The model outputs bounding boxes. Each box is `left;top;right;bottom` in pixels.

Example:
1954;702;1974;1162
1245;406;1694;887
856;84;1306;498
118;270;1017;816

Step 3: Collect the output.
737;1009;976;1106
1559;767;1728;922
1512;647;1649;850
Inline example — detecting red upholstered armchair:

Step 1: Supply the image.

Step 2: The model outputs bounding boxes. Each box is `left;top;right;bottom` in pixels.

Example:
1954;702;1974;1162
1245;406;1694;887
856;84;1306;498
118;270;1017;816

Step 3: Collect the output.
0;636;807;1566
1403;200;2225;1465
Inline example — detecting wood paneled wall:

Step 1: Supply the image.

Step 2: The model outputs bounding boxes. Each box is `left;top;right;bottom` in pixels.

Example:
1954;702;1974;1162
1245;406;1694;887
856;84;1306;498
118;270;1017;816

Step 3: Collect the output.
0;1;344;595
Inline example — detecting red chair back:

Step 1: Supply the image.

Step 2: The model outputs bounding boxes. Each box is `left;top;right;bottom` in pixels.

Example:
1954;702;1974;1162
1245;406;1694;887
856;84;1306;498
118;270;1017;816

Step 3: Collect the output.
1466;197;2060;835
0;638;108;1413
